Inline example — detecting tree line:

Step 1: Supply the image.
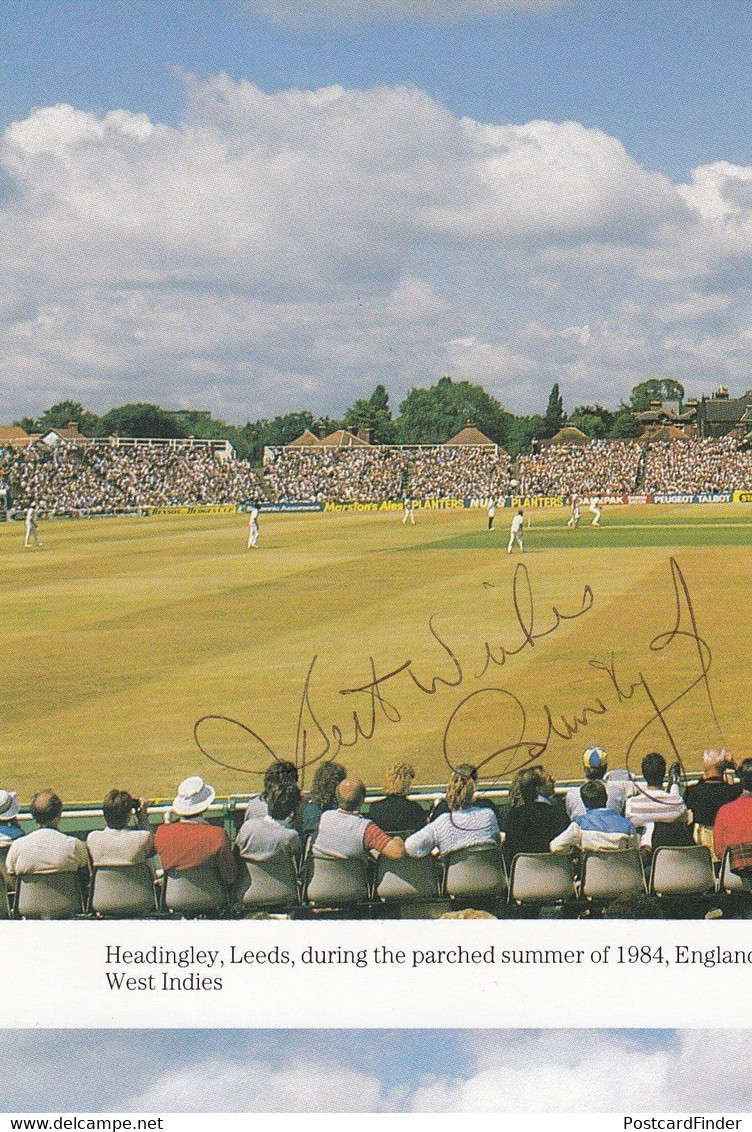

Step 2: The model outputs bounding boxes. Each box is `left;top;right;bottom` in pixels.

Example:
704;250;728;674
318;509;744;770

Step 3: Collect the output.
14;377;685;464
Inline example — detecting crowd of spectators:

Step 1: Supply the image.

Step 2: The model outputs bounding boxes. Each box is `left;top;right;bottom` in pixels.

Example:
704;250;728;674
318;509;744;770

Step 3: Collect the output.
518;440;643;496
263;446;410;504
642;436;752;493
4;433;752;513
2;440;264;514
4;744;751;919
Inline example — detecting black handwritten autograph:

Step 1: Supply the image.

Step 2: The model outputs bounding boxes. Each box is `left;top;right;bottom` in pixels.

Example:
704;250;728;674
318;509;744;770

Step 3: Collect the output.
193;558;720;786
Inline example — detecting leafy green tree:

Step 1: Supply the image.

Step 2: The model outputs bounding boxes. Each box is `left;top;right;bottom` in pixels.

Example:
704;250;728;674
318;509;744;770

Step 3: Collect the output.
396;376;511;445
96;403;187;439
344;384;397;444
37;401;101;435
629;378;685;413
504;414;547;459
568;404;613;439
609;406;643;439
543;383;566;437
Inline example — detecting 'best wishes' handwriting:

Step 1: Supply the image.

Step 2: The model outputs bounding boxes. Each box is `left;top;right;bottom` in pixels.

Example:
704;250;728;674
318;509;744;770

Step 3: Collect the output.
194;557;718;781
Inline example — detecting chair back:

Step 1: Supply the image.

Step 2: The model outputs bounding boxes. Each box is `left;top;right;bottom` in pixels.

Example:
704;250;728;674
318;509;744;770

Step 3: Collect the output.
305;856;370;906
91;864;157;916
719;848;752;894
238;856;299;908
649;845;716;897
509;852;576;906
163;866;228;914
581;849;645;901
0;874;10;919
15;872;84;919
376;854;440;902
444;845;507;901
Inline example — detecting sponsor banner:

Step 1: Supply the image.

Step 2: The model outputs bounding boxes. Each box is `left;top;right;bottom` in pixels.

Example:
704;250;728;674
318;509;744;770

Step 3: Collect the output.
653;492;733;505
239;501;324;513
506;495;564;508
734;491;752;503
324;498;464;512
580;494;653;506
148;504;238;516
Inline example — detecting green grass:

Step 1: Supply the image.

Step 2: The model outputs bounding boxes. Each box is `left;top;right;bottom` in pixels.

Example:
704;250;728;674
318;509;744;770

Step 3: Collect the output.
1;502;747;801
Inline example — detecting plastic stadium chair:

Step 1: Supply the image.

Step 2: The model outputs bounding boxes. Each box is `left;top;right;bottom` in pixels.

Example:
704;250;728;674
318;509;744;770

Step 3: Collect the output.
91;864;158;917
15;871;86;919
237;856;300;910
508;852;577;907
163;866;229;915
305;855;370;907
719;849;752;895
443;845;507;902
0;874;10;919
581;849;645;901
376;853;440;903
649;845;716;898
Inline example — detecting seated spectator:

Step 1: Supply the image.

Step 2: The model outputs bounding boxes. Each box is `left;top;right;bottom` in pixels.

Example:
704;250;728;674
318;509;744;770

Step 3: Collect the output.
5;790;89;878
686;748;741;857
86;790;155;866
235;778;302;865
154;777;237;884
565;748;628;818
428;763;500;824
301;761;347;839
405;768;500;858
714;758;752;862
0;790;24;846
625;752;693;852
244;760;300;826
551;781;640;853
503;766;569;860
312;777;405;861
368;762;427;834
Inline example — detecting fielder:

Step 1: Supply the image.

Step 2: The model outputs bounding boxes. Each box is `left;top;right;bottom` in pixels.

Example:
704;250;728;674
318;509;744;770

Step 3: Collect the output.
507;509;525;554
589;497;602;526
487;499;496;530
402;496;416;525
24;505;40;548
566;494;581;528
247;504;260;549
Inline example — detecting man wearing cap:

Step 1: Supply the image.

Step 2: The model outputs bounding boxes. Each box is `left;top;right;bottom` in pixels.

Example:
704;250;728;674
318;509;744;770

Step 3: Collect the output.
154;777;237;884
5;791;89;878
685;749;741;856
311;777;405;862
565;748;628;820
0;790;25;846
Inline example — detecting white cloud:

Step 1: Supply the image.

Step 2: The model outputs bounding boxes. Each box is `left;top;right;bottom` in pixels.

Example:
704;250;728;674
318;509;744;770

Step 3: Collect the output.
244;0;565;28
2;74;752;423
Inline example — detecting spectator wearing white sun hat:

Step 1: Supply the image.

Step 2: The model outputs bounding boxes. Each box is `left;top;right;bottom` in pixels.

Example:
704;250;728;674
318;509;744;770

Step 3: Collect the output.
154;776;237;884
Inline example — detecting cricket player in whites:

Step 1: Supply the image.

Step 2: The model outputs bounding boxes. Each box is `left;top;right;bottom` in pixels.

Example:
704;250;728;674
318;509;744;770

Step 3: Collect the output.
248;503;260;549
589;496;602;526
24;504;40;548
402;495;416;525
567;493;581;528
508;509;525;554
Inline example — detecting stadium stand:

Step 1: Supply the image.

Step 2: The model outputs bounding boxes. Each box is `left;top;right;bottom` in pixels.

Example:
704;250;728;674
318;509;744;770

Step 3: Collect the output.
3;432;752;511
2;764;748;920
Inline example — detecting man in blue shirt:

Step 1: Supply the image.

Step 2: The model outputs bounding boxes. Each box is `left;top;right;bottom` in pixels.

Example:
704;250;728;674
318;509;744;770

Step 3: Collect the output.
0;790;24;846
551;781;640;853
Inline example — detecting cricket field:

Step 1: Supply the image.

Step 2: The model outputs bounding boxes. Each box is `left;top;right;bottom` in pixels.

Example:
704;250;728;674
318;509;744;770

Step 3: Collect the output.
2;503;750;802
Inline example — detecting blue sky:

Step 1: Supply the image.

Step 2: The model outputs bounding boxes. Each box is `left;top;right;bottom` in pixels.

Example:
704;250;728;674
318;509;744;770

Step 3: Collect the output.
0;1028;731;1112
1;1;752;423
3;0;750;180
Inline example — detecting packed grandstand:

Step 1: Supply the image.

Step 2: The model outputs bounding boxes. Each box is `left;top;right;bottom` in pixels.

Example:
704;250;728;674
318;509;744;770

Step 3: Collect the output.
2;750;749;920
3;430;752;513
